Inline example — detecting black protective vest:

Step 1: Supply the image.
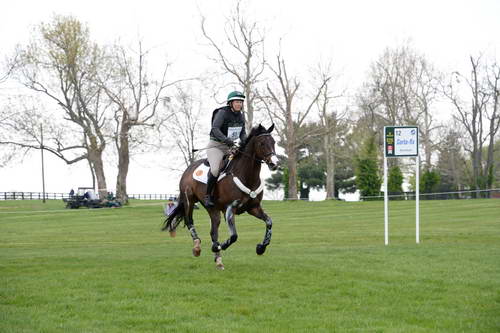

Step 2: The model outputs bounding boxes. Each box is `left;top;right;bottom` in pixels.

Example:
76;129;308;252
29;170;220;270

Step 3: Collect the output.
209;106;246;142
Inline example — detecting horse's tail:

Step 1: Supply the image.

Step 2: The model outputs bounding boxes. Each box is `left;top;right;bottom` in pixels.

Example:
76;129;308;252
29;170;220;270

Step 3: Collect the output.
161;198;185;233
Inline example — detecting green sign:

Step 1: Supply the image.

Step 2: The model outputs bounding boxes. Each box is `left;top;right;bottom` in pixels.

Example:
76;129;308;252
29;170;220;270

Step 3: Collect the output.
384;126;418;157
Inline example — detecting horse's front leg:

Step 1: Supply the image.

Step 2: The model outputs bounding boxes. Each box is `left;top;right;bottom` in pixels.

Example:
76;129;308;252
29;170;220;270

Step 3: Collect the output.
220;200;239;251
247;205;272;255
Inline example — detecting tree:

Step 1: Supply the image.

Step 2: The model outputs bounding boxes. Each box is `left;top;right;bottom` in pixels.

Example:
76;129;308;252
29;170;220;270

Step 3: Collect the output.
358;43;441;169
0;94;28;167
388;165;404;198
162;82;206;170
0;97;86;167
266;121;356;200
100;42;176;203
443;55;500;194
412;57;442;170
355;135;382;199
7;15;110;198
409;168;441;199
491;139;500;187
260;53;329;199
297;155;325;200
435;126;467;193
314;63;349;199
297;120;356;200
201;0;265;132
421;169;440;195
265;170;284;192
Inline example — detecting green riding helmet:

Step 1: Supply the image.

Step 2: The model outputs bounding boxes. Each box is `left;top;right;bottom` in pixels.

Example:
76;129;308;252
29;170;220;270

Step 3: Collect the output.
227;91;245;104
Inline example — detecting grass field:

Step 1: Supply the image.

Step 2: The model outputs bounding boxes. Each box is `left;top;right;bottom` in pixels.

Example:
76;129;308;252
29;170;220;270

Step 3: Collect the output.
0;198;499;332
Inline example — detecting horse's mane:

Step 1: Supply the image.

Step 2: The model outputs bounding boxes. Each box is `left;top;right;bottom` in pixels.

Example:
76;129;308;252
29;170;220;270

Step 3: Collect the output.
239;125;268;152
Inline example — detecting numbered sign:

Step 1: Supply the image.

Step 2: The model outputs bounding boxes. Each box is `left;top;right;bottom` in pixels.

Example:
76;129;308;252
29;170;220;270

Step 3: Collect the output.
385;126;418;157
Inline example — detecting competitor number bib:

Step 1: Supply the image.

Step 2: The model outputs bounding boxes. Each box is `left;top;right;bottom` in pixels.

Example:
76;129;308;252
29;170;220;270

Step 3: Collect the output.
227;126;242;141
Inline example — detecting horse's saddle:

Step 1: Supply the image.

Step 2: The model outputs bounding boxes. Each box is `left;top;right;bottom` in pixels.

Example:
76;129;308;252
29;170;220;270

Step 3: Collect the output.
202;154;232;172
193;154;233;184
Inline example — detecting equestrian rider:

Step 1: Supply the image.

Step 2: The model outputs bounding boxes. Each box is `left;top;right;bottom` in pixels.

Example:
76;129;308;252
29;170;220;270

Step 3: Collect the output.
205;91;247;207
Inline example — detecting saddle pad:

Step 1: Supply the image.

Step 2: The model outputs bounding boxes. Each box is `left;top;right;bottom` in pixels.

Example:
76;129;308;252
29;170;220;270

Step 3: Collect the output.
192;164;226;184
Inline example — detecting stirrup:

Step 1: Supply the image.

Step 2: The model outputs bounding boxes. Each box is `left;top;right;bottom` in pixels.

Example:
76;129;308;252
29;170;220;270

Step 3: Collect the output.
205;195;215;207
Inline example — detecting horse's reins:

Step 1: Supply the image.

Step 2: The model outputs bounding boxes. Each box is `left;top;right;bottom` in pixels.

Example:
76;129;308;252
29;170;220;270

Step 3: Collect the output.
192;134;276;165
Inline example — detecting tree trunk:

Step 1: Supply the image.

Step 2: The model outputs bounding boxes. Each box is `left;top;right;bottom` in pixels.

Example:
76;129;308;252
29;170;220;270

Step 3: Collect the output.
324;133;335;199
287;147;298;200
116;124;130;204
423;107;432;170
87;135;107;200
87;158;96;190
89;151;107;200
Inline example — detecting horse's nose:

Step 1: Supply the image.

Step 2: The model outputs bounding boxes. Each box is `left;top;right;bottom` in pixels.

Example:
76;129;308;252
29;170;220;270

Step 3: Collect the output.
268;155;279;171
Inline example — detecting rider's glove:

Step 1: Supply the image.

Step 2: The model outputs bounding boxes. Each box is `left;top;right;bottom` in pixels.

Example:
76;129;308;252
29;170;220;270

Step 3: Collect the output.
224;139;235;147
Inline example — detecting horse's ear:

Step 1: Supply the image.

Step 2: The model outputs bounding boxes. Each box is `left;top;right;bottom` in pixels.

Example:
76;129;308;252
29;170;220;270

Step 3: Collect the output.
258;123;264;131
267;123;275;133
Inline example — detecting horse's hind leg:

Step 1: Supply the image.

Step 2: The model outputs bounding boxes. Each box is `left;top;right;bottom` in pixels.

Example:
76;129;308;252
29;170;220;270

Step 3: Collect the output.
184;192;201;257
208;209;224;270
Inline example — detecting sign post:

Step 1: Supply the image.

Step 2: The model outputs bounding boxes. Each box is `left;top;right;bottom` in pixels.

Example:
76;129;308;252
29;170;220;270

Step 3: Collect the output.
383;126;419;245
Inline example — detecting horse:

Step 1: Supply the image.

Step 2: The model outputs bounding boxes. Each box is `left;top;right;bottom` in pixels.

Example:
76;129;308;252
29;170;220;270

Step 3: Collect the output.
162;124;279;270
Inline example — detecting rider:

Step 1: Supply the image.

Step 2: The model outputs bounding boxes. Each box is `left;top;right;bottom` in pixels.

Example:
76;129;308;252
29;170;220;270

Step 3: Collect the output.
205;90;247;207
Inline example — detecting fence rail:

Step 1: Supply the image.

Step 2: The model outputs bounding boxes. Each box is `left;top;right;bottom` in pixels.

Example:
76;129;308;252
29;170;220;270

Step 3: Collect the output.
0;192;179;201
1;189;499;202
128;193;178;201
359;188;500;201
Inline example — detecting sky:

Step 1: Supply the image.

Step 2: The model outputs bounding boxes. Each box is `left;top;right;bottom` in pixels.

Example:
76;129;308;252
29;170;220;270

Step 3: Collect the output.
1;0;499;199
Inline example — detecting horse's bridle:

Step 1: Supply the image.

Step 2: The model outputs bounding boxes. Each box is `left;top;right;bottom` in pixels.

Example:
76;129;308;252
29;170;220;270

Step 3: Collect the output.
238;133;278;168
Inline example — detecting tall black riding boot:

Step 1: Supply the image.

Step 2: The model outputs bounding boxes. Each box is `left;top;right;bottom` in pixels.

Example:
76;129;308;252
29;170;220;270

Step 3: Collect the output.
205;171;217;207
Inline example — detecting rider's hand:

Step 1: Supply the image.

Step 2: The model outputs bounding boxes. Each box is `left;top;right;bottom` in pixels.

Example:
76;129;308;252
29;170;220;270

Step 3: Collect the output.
224;139;235;147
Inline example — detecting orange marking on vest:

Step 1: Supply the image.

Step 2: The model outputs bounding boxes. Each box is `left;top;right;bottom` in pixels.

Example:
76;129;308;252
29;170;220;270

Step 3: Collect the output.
195;170;204;177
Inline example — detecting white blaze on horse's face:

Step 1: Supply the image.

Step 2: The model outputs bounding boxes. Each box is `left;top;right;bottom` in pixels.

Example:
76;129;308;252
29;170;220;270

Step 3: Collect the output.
257;135;278;171
267;154;278;171
270;155;279;166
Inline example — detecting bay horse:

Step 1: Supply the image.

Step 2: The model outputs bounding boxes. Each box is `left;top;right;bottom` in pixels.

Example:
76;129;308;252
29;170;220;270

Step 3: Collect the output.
162;124;279;270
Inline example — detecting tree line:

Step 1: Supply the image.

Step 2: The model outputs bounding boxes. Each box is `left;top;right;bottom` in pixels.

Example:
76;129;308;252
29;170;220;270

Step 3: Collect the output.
1;4;499;202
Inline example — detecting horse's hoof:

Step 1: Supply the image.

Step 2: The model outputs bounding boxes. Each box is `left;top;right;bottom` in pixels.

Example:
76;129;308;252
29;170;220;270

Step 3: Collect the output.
192;239;201;257
256;243;266;255
215;256;224;270
169;230;176;238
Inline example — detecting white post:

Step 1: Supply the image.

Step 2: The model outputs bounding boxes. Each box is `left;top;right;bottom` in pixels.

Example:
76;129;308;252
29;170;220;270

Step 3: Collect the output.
384;155;389;245
416;155;420;244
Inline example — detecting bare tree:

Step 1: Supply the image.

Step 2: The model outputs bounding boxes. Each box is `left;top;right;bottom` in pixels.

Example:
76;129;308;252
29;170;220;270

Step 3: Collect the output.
444;55;500;191
0;97;86;161
411;57;442;169
315;65;349;199
359;43;441;168
100;42;178;203
485;60;500;187
6;16;111;198
368;45;417;124
260;54;329;199
436;123;467;192
0;56;16;86
162;83;205;170
200;0;265;132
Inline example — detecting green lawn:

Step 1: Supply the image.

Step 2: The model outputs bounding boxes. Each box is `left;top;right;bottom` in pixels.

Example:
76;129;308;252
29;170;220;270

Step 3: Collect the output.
1;199;499;332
